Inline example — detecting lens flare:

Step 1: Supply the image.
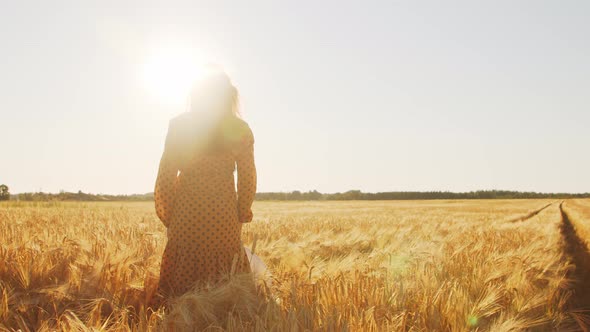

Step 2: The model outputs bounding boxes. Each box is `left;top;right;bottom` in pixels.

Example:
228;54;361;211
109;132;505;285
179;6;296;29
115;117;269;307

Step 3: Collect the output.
142;47;208;106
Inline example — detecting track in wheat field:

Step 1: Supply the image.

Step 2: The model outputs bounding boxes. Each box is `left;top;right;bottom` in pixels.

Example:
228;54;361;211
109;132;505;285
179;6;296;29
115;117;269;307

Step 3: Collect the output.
559;202;590;330
508;202;554;222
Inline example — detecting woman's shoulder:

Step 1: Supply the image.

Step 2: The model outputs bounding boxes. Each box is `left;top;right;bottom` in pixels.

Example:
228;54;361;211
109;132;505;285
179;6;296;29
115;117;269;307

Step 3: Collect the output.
224;117;254;144
169;112;197;130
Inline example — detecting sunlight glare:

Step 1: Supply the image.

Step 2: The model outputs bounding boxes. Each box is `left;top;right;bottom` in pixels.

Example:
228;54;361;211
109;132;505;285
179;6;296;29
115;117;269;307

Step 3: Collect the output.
142;47;207;106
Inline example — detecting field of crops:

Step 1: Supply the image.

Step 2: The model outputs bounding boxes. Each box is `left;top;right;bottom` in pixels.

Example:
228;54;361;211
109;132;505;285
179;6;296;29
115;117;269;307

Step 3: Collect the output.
1;199;589;331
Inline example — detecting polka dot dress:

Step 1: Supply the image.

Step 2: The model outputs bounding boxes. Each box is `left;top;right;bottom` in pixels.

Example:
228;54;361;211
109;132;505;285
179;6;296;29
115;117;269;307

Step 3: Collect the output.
154;113;256;296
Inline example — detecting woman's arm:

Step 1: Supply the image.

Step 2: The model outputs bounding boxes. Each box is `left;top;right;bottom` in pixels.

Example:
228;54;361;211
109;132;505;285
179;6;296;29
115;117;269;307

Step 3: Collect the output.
154;120;181;227
236;125;257;223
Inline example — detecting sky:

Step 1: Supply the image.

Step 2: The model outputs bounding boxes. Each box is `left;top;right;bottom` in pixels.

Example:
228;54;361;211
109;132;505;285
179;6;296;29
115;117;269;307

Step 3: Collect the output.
1;0;589;194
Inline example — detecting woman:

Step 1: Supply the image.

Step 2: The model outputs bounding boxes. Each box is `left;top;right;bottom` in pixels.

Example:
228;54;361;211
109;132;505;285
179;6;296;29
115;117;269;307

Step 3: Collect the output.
154;67;257;297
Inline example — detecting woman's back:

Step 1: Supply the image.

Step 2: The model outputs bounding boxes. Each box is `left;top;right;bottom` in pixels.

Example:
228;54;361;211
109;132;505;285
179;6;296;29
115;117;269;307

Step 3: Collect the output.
154;111;257;296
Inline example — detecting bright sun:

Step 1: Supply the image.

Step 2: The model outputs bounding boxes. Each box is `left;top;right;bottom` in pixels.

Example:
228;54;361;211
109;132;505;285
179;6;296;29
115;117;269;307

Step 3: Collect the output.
142;47;207;106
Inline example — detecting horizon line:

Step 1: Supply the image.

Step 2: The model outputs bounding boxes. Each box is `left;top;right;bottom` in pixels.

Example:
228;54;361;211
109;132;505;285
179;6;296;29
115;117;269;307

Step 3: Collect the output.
9;189;590;196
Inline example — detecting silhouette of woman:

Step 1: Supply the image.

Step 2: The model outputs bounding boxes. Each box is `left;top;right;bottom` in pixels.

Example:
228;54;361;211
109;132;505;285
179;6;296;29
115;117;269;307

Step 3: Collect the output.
154;67;256;297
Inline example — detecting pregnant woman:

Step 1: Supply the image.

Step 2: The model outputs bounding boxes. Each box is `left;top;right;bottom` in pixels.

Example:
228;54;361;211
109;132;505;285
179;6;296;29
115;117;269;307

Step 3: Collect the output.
154;67;257;297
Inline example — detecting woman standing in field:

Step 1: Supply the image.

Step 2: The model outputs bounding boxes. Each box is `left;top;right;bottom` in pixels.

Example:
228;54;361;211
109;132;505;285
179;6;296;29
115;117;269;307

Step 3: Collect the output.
154;67;257;298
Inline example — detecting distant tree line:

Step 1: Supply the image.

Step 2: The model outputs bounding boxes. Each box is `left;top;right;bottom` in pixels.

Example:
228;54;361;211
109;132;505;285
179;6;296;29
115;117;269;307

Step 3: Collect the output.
8;189;590;202
13;190;154;202
256;190;590;200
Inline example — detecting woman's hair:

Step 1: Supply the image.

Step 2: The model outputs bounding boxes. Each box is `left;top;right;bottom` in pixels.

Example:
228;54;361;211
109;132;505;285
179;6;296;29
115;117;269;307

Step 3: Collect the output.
185;65;243;154
188;65;240;119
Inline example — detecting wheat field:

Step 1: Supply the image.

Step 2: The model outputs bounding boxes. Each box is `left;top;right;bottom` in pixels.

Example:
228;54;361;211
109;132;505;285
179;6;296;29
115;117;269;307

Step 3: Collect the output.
1;199;589;331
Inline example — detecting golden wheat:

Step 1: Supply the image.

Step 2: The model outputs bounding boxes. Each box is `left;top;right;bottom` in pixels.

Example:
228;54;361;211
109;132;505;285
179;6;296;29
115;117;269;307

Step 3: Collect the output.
0;199;581;331
563;199;590;247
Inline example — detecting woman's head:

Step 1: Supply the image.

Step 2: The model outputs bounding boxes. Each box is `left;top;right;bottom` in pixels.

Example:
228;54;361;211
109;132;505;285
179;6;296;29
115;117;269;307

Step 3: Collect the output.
181;65;245;155
188;65;239;119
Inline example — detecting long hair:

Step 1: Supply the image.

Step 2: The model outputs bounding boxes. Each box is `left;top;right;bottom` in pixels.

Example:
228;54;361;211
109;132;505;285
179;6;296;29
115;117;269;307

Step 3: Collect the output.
185;66;242;154
188;65;240;119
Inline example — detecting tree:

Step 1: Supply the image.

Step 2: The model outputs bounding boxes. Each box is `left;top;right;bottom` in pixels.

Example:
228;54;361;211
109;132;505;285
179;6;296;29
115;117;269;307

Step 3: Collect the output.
0;184;10;201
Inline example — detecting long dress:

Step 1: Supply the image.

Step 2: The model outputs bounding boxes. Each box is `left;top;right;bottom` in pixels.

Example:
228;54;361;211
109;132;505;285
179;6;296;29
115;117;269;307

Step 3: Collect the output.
154;112;257;296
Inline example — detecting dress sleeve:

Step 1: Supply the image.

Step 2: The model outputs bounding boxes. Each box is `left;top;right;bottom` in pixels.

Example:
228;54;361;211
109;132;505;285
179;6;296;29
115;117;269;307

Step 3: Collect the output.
235;126;257;223
155;121;181;227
